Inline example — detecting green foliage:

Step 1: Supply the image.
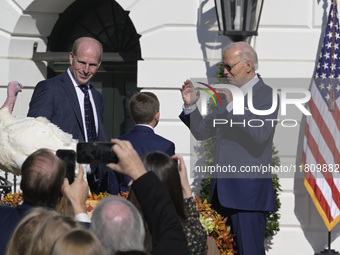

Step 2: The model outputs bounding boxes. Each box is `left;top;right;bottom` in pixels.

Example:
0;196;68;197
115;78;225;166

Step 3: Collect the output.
215;63;225;80
199;178;211;202
266;176;281;237
198;64;281;238
265;145;282;238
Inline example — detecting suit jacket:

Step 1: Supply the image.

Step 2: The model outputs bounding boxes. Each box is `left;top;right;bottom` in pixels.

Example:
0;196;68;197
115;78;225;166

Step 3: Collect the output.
0;202;90;255
115;125;175;192
180;78;278;212
0;202;44;254
27;71;107;142
132;172;189;255
119;125;175;157
27;71;118;194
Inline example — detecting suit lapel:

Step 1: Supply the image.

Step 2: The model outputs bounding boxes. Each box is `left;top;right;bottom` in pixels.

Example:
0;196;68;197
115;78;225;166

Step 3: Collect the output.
251;78;264;95
89;85;109;141
244;78;263;109
60;72;85;136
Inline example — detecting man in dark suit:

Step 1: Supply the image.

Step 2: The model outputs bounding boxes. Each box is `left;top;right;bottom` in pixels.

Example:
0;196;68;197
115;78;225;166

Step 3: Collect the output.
179;42;278;255
27;37;119;194
0;149;90;255
116;92;175;191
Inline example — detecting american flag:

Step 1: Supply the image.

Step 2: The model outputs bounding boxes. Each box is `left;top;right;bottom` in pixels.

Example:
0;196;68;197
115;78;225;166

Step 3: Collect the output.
303;0;340;231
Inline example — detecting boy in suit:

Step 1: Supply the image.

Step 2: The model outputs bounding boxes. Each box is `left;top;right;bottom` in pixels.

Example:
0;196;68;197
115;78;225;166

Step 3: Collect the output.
115;92;175;192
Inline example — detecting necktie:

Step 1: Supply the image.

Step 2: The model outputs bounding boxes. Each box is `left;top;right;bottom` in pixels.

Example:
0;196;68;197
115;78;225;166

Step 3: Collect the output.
79;85;97;141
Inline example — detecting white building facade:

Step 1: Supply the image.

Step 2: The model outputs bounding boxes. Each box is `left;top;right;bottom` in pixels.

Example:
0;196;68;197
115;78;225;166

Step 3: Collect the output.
0;0;339;254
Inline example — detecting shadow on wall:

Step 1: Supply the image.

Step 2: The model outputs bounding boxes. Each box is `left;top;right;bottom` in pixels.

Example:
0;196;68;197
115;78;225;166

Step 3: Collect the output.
294;1;340;252
189;0;229;196
196;0;231;79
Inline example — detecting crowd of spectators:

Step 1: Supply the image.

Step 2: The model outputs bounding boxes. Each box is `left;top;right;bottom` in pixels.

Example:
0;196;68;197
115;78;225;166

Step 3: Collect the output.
0;139;207;255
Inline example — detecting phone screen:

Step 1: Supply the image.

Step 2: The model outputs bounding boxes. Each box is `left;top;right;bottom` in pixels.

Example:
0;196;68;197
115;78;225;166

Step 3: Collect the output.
76;142;118;164
56;149;76;184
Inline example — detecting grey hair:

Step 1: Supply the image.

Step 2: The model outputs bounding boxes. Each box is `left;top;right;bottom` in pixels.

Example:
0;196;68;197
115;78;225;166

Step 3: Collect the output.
90;196;145;255
224;41;258;70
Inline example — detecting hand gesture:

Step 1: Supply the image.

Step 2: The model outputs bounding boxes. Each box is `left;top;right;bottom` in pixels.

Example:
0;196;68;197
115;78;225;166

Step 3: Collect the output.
63;164;89;215
180;79;200;107
172;155;192;199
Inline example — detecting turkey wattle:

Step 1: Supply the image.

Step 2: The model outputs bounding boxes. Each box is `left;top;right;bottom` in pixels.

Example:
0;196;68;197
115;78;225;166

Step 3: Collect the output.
0;81;78;175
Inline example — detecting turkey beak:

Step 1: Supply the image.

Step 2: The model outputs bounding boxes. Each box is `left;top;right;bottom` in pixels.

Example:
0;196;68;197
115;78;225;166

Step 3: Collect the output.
17;82;23;92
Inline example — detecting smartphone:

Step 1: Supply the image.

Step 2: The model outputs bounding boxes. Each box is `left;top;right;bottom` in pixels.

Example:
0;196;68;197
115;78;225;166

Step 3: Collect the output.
76;142;118;164
56;149;76;184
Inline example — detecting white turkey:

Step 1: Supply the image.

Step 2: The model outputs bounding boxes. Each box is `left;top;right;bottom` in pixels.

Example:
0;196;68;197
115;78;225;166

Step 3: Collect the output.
0;81;78;175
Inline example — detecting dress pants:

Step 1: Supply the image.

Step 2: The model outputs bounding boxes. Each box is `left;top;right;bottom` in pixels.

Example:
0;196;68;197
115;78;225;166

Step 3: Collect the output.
211;188;267;255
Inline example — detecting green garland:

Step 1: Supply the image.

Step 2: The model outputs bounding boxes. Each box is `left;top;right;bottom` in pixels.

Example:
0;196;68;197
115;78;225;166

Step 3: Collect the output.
198;64;281;238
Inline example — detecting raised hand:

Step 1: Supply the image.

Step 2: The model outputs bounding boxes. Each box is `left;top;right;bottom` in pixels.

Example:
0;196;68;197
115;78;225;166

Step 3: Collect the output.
63;164;89;215
180;79;200;107
172;154;192;199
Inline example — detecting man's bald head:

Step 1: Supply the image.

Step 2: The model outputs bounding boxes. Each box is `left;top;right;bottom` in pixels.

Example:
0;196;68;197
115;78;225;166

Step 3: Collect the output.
20;149;66;207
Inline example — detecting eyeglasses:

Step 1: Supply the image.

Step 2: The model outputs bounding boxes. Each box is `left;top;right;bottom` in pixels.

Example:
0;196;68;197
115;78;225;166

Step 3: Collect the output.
223;61;242;72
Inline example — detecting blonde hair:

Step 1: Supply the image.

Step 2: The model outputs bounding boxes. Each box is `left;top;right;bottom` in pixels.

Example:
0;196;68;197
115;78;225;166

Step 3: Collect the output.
51;228;104;255
6;208;58;255
29;212;84;255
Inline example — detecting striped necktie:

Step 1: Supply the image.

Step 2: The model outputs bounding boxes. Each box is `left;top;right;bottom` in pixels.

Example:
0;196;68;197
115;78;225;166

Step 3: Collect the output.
79;85;97;141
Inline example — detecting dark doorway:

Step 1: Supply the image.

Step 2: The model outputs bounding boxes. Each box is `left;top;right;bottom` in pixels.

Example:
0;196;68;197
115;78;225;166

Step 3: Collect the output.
90;64;138;139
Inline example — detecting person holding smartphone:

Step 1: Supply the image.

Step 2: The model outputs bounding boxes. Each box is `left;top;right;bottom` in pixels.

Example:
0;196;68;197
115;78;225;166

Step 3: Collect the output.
0;148;90;255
